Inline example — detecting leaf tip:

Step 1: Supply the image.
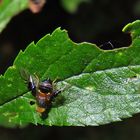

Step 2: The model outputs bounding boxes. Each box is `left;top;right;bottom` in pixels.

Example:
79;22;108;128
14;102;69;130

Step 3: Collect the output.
122;20;140;39
51;27;68;36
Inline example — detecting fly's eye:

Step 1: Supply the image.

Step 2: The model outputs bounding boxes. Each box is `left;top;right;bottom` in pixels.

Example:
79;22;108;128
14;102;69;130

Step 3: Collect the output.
39;80;53;93
39;83;53;93
39;86;52;93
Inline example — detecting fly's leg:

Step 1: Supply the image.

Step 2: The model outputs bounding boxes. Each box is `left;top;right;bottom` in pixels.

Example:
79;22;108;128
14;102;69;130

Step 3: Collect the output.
53;90;61;97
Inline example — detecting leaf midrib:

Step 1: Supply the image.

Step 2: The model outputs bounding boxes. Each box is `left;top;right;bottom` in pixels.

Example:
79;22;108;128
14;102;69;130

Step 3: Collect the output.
1;64;140;107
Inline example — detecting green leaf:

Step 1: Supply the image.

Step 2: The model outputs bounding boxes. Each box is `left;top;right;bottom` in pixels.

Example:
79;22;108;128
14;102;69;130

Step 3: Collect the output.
1;20;140;126
0;0;28;33
60;0;90;13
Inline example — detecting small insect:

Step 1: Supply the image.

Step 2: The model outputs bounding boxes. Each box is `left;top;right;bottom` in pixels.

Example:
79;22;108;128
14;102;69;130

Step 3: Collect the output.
28;75;61;113
28;0;46;13
21;70;61;114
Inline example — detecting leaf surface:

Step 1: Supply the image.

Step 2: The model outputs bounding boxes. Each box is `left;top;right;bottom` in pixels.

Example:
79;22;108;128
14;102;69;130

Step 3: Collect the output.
1;20;140;126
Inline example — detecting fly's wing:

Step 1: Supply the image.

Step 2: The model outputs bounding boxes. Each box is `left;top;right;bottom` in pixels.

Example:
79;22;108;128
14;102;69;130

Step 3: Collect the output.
20;68;39;86
28;74;40;96
32;74;39;88
20;68;39;96
20;68;30;82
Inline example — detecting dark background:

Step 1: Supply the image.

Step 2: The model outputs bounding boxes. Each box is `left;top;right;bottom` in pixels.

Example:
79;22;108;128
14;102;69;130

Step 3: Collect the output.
0;0;140;139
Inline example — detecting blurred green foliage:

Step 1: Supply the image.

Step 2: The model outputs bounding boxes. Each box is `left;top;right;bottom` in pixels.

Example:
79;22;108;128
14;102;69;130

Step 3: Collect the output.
61;0;90;13
0;0;28;33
